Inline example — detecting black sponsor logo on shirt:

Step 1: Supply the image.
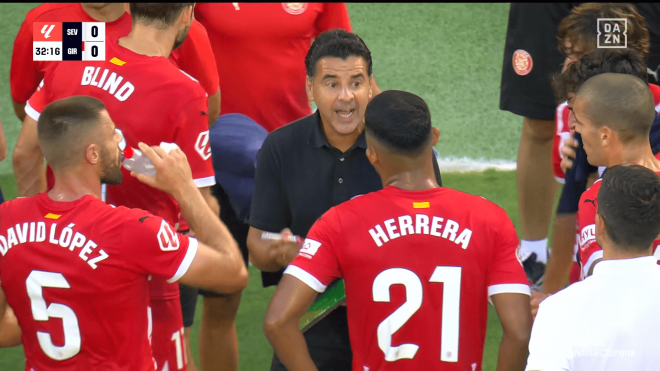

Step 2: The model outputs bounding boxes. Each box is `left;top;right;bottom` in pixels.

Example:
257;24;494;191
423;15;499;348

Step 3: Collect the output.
139;216;151;223
583;198;596;206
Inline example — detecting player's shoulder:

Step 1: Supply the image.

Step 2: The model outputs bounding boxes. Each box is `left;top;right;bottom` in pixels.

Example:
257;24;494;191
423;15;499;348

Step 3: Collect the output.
538;281;586;314
27;3;79;22
189;18;210;38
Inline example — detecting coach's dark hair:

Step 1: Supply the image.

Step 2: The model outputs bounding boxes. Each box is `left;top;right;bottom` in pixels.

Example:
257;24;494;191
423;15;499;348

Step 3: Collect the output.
305;29;372;78
551;48;648;104
38;96;107;169
130;3;194;30
597;164;660;253
365;90;432;155
557;3;649;62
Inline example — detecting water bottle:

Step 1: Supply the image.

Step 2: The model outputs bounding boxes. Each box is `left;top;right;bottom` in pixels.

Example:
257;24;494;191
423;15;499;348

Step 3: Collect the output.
122;146;156;176
122;142;179;176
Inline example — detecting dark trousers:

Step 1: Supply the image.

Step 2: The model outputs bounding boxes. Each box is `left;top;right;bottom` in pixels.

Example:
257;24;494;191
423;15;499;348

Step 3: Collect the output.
270;306;352;370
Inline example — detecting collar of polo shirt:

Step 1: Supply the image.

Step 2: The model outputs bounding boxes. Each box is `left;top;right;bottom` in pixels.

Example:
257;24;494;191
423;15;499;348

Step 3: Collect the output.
592;255;658;276
309;111;367;151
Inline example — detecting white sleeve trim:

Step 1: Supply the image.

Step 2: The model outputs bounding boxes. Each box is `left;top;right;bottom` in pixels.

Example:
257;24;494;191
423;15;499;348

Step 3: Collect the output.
554;176;566;185
582;249;603;279
194;175;216;188
284;265;328;293
25;102;41;121
167;237;199;283
488;283;531;297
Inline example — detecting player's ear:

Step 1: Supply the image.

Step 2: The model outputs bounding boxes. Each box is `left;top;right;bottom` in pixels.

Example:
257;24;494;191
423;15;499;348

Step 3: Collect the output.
600;126;612;147
181;5;194;26
86;144;100;166
594;212;607;247
124;3;131;15
431;127;440;146
306;76;314;103
366;146;378;166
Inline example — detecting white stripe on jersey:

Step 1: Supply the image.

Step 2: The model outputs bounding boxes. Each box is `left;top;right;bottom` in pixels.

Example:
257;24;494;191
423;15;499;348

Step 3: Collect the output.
194;175;216;188
168;237;199;283
284;265;328;293
25;102;41;121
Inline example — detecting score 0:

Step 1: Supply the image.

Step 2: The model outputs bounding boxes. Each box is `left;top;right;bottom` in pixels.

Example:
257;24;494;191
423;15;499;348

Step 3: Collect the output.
82;22;105;61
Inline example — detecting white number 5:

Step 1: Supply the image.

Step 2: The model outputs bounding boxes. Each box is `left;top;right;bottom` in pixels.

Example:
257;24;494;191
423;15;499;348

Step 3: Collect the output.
373;266;462;363
26;270;81;361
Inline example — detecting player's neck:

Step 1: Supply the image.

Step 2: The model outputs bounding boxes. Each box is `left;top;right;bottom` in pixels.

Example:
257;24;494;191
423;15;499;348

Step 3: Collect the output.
119;24;176;58
383;157;439;191
80;3;126;23
613;140;660;171
48;169;103;203
602;245;652;261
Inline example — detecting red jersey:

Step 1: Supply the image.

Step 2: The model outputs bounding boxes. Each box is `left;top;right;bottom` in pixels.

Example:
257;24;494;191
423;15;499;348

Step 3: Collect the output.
0;193;197;370
195;3;351;132
577;175;660;279
26;38;216;230
553;83;660;181
11;3;219;104
287;186;530;371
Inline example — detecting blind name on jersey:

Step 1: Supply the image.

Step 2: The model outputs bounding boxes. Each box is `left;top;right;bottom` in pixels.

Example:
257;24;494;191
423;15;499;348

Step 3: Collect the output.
0;220;109;269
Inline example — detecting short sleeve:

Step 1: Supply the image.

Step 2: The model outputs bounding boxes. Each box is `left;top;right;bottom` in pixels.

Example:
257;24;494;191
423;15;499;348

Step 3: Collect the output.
577;186;602;278
171;20;220;97
121;210;197;283
486;208;531;297
248;134;291;232
25;79;49;121
172;94;216;188
525;299;572;371
314;3;352;37
10;13;44;103
284;208;343;292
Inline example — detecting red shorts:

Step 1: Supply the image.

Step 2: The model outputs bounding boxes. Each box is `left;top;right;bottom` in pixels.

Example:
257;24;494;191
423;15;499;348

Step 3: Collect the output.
149;299;187;371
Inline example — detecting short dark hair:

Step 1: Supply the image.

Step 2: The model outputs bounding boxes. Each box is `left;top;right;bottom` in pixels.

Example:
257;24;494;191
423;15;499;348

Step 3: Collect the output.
305;29;372;78
557;3;649;62
365;90;432;155
38;96;107;169
552;48;649;104
129;3;193;30
576;73;655;142
597;164;660;252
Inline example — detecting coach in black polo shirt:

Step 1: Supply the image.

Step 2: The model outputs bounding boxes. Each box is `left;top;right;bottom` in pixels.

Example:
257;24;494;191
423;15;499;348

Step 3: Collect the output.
247;30;442;370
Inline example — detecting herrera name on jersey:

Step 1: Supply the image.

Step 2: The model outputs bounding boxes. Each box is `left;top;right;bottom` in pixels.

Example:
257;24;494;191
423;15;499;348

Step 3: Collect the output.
368;214;473;249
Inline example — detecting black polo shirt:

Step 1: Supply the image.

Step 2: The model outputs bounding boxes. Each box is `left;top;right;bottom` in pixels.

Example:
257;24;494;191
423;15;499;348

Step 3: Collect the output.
249;111;442;287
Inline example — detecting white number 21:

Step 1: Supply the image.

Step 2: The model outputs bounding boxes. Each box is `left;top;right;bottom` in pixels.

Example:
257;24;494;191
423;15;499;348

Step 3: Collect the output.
372;266;461;363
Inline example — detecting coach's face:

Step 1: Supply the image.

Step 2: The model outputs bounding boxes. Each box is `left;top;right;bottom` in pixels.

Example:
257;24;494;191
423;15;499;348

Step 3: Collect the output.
98;111;123;185
307;56;373;137
573;95;606;166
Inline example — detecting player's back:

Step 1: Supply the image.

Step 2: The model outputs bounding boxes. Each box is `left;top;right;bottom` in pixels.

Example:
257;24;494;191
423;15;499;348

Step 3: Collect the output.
39;38;208;226
311;186;528;370
0;194;155;370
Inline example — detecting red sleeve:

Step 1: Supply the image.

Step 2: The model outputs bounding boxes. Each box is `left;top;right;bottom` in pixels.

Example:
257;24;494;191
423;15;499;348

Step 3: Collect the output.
121;209;197;282
172;93;216;187
577;184;601;278
10;12;45;103
286;208;342;292
314;3;352;37
486;206;531;296
171;20;219;97
25;79;48;120
552;102;571;182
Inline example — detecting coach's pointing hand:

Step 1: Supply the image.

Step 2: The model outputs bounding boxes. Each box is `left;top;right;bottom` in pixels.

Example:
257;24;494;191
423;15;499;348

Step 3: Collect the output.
130;142;196;198
273;228;304;268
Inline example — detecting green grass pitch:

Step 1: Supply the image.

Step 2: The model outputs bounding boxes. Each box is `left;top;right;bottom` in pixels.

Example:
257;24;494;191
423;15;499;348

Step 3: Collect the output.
0;3;542;370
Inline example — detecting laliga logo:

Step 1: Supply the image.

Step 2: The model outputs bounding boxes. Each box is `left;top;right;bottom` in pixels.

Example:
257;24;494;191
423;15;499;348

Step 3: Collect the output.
41;24;55;39
597;18;627;48
195;131;212;160
157;220;180;251
282;3;308;15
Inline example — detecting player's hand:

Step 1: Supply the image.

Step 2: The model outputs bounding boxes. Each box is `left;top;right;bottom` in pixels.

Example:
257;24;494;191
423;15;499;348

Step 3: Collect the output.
272;228;304;268
130;142;196;197
560;135;579;173
530;290;550;319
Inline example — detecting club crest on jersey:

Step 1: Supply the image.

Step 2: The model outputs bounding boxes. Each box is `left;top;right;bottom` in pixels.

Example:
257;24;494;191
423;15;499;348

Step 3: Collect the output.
157;220;180;251
195;131;212;160
282;3;308;15
299;238;321;258
512;49;533;76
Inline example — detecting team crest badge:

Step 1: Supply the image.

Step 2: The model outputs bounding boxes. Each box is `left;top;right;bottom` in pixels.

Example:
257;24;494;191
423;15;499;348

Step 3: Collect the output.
512;49;533;76
282;3;308;15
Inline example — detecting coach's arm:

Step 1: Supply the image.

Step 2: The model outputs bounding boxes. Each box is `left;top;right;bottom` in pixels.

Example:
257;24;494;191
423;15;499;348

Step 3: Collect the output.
492;293;533;371
264;274;318;371
247;227;303;272
13;114;47;196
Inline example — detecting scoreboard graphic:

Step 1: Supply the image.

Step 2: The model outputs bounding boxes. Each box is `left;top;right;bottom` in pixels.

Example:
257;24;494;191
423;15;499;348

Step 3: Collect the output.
33;22;105;61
